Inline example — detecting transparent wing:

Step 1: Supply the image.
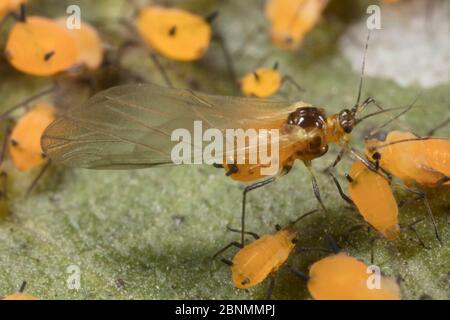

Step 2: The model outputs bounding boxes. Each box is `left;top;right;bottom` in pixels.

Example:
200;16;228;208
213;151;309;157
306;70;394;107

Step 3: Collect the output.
42;83;308;169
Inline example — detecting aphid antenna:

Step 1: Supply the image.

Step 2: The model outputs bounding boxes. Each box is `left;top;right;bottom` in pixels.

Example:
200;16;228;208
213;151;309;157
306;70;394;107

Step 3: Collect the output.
354;104;415;126
0;85;56;121
367;93;422;137
353;31;371;110
367;136;448;153
226;225;260;240
265;276;275;300
427;117;449;136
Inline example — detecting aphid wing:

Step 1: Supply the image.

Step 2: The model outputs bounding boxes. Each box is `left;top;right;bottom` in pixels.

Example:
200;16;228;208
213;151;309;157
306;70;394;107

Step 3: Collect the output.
42;83;296;169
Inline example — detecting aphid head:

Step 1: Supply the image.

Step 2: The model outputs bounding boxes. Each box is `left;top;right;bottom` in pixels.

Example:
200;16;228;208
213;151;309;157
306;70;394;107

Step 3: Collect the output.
338;109;356;134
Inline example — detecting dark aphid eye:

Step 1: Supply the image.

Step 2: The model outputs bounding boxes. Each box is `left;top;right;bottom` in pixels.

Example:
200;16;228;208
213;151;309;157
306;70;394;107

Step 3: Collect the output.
372;152;381;160
241;277;250;286
10;139;19;147
291;238;298;244
339;109;355;134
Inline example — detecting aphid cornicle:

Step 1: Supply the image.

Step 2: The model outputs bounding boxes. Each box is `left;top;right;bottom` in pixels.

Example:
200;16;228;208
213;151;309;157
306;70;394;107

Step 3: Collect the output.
0;0;27;21
213;210;317;295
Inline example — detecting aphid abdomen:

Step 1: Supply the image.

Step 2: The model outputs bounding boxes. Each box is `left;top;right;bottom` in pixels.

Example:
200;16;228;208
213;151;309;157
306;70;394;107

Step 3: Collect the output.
348;161;400;240
231;232;294;288
425;139;450;178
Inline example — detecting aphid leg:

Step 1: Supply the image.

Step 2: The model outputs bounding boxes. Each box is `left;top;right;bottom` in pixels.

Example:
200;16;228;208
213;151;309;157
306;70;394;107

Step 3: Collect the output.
343;223;368;248
405;218;430;249
240;165;292;246
212;163;224;169
280;75;305;93
296;246;332;254
212;32;238;89
288;266;309;282
324;234;340;254
0;85;56;121
148;53;173;88
265;276;275;300
212;241;243;259
405;186;442;246
25;161;52;198
226;226;260;240
303;161;328;213
326;169;354;206
426;117;449;136
0;172;8;200
221;259;234;266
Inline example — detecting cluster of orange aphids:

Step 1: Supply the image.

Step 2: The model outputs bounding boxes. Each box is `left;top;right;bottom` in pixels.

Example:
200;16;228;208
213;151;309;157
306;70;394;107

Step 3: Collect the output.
0;0;448;301
214;213;401;300
0;3;104;201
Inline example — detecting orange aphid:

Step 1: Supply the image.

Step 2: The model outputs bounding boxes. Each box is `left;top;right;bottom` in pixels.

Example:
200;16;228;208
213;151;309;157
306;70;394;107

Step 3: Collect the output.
365;131;448;187
2;293;38;300
231;224;297;288
137;6;212;61
0;0;26;21
423;139;450;178
215;210;316;289
2;282;37;300
265;0;329;49
5;16;79;76
240;68;282;98
9;102;55;171
57;18;104;71
307;253;400;300
347;160;400;240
